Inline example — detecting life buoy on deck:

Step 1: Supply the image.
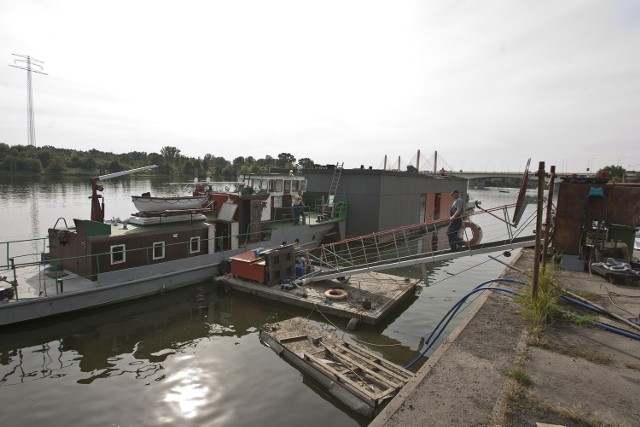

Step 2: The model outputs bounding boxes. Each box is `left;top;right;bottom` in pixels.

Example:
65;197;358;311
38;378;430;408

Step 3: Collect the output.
324;288;348;301
463;221;483;246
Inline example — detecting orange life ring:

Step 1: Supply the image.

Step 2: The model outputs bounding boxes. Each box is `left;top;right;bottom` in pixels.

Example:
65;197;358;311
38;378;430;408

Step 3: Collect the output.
324;288;348;301
463;221;483;246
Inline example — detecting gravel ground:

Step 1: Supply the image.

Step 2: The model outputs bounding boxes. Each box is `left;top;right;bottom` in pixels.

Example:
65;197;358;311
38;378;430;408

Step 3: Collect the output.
371;248;640;427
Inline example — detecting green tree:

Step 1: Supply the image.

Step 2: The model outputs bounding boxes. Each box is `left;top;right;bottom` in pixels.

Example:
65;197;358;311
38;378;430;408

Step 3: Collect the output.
233;156;245;165
46;157;67;173
80;156;97;171
160;146;181;165
297;157;315;169
277;153;296;168
599;165;625;183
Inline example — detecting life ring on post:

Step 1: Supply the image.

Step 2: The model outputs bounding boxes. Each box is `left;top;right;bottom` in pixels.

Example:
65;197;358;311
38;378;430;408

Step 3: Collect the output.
463;221;483;246
324;288;348;301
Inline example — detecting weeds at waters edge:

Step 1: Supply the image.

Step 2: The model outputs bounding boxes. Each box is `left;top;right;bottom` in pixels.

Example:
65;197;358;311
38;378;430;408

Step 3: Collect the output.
516;266;561;336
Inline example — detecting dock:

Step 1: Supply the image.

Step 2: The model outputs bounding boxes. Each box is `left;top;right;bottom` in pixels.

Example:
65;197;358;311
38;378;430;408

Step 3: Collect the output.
259;317;415;418
214;271;417;326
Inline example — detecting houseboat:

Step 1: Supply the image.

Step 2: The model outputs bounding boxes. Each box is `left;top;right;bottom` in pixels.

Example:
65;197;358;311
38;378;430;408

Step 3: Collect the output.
0;167;346;326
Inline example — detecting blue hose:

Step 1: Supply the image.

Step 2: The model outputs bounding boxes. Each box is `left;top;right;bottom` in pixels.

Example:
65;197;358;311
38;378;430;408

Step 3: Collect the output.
559;295;640;340
405;284;521;369
416;278;526;364
405;279;640;370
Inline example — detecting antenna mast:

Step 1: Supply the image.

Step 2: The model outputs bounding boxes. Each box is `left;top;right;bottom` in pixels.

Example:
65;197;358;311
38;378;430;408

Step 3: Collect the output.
9;54;47;148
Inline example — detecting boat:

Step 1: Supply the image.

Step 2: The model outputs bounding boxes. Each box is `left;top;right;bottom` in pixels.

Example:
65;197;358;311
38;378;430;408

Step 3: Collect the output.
259;317;415;418
0;166;347;326
131;194;209;212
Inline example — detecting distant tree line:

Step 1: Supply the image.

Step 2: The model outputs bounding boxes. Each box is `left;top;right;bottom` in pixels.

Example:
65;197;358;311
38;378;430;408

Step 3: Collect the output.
0;143;317;180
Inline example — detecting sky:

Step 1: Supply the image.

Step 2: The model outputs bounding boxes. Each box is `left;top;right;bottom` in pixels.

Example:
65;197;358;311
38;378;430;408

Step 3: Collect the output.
1;0;639;173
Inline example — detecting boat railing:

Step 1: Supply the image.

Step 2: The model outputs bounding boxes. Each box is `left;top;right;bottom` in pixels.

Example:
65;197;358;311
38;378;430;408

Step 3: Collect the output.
1;237;48;269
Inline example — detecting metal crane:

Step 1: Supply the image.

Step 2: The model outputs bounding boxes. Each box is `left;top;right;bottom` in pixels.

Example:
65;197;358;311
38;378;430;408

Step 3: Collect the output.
90;165;158;222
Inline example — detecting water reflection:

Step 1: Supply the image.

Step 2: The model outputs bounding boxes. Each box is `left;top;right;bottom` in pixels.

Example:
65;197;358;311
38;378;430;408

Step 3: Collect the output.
0;285;235;386
163;362;211;420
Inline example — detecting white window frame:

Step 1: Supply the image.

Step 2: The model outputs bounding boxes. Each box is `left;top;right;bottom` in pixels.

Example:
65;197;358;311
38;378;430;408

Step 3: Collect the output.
152;241;165;260
189;237;201;254
110;244;126;265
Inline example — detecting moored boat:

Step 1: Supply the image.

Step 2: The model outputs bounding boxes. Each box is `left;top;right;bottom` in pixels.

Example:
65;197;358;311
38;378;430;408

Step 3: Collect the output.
131;194;209;212
0;167;347;327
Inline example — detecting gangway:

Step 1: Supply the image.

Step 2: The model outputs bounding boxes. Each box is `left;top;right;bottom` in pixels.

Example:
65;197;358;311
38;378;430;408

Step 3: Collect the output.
296;202;538;285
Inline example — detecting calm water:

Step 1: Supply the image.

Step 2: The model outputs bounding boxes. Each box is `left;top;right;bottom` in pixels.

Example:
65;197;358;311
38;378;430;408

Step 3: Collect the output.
0;175;536;426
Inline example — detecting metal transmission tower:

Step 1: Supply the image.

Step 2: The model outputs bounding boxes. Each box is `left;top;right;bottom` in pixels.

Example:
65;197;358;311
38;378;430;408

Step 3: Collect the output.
9;54;47;148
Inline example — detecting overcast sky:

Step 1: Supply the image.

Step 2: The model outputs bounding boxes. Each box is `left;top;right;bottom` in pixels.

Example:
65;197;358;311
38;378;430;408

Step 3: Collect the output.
1;0;638;173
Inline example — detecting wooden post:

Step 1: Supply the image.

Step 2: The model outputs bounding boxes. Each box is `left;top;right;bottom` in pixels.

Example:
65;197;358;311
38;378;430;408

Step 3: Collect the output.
532;161;545;299
542;165;556;270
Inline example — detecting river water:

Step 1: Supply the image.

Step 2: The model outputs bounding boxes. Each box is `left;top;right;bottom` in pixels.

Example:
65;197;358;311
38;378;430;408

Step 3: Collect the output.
0;175;537;426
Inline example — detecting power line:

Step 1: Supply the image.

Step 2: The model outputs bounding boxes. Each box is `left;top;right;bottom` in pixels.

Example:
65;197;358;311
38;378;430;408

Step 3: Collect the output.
9;54;47;148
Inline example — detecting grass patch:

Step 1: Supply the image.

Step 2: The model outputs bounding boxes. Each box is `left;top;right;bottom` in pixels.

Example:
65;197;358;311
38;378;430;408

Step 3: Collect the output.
504;365;532;386
503;384;630;427
517;266;561;336
528;336;613;365
574;290;601;302
560;309;601;326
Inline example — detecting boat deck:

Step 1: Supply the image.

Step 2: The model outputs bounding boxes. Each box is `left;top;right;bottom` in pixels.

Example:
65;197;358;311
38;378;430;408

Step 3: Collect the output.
259;317;415;417
1;264;97;303
214;271;417;325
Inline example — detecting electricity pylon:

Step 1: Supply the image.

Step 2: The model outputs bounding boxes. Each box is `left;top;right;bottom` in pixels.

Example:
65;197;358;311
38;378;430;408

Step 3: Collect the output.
9;54;47;148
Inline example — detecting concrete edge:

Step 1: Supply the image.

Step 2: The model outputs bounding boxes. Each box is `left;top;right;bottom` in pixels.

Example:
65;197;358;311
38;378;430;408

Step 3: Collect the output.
370;249;527;427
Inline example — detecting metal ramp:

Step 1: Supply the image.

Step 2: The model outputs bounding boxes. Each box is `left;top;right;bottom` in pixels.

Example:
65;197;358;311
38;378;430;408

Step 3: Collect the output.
297;203;538;284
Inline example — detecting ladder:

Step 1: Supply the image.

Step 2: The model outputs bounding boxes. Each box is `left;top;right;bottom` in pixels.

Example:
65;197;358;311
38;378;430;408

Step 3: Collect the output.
328;162;344;204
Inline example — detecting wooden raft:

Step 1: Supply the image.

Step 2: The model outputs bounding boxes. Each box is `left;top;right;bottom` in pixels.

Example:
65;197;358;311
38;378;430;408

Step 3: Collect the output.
260;317;414;417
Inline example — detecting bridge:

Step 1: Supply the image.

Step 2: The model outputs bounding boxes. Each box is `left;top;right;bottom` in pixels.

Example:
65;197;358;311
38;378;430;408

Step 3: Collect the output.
447;171;582;180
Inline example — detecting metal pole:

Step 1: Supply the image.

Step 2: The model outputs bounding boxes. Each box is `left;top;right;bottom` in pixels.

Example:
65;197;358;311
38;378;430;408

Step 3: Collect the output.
532;161;545;299
542;165;556;270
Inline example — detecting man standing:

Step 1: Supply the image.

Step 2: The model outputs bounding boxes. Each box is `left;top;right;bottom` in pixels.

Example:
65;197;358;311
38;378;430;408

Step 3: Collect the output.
447;189;465;251
292;196;304;225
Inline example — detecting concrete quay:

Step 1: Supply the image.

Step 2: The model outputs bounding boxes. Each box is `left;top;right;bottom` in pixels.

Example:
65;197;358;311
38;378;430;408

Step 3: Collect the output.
370;248;640;427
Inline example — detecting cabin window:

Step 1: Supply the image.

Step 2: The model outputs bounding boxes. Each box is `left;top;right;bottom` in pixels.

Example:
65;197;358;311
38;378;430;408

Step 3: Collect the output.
250;178;261;191
190;237;201;254
153;241;165;260
261;179;269;191
292;180;299;192
300;180;307;192
275;179;283;192
110;244;126;265
284;180;291;193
